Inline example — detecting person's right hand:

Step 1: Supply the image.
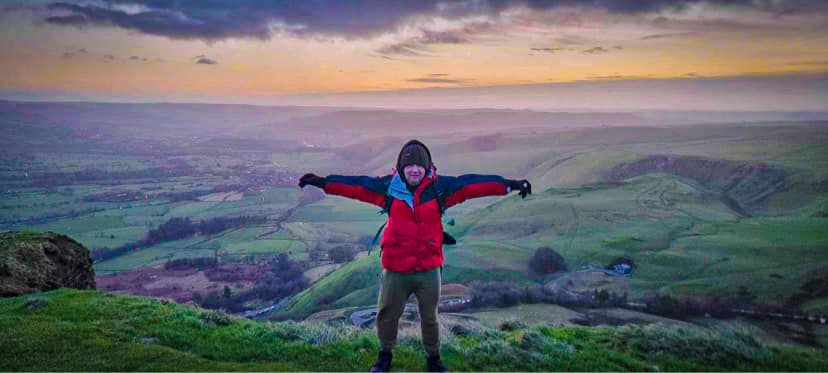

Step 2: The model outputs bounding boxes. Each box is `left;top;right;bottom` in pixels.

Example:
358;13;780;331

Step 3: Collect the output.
299;173;326;189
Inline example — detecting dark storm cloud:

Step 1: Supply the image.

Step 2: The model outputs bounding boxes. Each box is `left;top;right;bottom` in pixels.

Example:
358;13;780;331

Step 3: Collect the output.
37;1;828;42
44;14;87;25
196;57;217;65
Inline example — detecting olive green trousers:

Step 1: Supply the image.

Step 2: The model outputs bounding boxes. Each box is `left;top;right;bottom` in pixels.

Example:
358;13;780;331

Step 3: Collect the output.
376;267;441;356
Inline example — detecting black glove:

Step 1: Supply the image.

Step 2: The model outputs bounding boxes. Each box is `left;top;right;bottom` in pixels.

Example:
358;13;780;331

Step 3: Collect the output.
507;179;532;199
299;173;326;189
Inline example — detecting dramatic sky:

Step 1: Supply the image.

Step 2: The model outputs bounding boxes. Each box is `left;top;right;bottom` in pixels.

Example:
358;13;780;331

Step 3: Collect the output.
1;0;827;109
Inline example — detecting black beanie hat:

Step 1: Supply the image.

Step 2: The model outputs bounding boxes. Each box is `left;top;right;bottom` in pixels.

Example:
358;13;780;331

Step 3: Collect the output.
397;140;432;171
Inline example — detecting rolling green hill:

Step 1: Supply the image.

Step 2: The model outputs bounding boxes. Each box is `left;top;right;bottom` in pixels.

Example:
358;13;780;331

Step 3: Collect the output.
2;289;826;371
277;172;828;319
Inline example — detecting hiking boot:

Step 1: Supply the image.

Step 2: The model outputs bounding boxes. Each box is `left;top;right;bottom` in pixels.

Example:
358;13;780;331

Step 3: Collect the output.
370;350;392;373
427;354;448;372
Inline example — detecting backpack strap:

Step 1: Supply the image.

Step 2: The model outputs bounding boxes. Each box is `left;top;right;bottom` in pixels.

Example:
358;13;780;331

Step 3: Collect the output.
382;194;393;215
427;182;458;245
428;181;446;215
368;194;394;257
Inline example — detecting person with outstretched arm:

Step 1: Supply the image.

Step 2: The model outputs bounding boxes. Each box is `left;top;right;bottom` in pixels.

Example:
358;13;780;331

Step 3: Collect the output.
299;139;531;373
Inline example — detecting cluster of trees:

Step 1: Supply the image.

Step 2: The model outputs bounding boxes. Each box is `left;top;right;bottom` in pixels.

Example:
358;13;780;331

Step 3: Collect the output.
92;215;266;262
193;252;308;312
29;163;195;187
640;287;781;319
163;257;218;270
308;244;360;264
470;281;801;322
528;247;568;276
469;281;628;309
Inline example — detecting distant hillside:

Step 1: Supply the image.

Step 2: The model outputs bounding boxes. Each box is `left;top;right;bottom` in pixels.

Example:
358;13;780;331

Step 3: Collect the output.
1;289;826;371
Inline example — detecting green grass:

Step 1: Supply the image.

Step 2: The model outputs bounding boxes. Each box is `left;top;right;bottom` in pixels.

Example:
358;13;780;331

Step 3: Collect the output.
441;173;828;303
221;238;304;255
279;253;383;320
470;303;585;328
73;226;150;249
800;297;828;314
1;289;826;371
93;236;216;273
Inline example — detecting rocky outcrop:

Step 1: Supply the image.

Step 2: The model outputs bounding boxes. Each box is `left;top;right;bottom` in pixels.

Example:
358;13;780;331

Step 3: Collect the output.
0;231;95;296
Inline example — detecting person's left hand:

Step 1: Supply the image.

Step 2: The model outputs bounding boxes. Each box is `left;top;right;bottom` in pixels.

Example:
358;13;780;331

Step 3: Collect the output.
507;179;532;199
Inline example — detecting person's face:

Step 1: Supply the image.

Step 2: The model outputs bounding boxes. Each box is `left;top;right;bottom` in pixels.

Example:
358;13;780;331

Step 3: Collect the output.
403;164;426;186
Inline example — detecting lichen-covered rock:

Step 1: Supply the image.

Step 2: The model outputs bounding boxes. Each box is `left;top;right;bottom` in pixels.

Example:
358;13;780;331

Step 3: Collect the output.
0;231;96;296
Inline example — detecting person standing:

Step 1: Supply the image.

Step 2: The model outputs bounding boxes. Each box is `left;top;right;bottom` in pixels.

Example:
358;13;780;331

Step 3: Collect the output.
299;139;531;372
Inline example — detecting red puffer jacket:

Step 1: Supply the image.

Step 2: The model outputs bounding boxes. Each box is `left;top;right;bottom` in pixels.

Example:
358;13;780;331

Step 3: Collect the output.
323;169;510;273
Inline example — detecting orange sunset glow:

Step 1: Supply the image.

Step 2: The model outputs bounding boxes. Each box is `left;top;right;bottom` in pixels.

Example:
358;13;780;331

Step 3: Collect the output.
0;1;826;109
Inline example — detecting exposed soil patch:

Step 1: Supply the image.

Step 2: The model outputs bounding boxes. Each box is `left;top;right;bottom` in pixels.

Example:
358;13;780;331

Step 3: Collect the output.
546;271;631;298
441;283;469;299
96;263;267;303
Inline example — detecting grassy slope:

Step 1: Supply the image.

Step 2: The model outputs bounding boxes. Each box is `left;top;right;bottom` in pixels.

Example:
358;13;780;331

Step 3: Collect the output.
2;289;827;371
279;172;828;319
449;173;828;303
279;253;382;320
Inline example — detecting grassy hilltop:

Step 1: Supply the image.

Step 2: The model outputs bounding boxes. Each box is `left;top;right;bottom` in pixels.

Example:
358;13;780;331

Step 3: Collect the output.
2;288;827;371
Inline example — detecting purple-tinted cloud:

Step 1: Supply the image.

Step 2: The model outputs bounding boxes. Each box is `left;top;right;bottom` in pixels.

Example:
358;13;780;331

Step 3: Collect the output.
375;19;494;57
407;74;472;84
641;32;694;40
531;47;564;53
34;1;828;42
61;48;88;59
582;46;609;54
